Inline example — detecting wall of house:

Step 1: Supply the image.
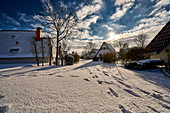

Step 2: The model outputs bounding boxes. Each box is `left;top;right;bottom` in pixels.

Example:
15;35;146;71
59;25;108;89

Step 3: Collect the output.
0;31;57;64
0;57;52;64
96;44;111;57
0;31;36;56
151;44;170;63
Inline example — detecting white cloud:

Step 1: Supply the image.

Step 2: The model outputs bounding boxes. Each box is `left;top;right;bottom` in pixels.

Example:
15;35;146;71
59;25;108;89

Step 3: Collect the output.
90;35;103;40
2;13;20;26
149;0;170;16
18;13;31;22
103;25;114;31
79;15;99;29
76;0;103;20
114;0;135;6
110;2;134;21
155;0;170;7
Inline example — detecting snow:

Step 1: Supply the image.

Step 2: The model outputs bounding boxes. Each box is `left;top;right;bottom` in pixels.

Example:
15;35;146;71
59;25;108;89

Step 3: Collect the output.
137;59;162;64
0;60;170;113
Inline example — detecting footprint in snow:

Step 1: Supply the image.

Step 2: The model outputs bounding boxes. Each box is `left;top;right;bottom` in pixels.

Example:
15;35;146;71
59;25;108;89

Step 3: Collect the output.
95;75;98;78
29;75;37;77
1;75;10;77
123;89;141;98
0;95;5;99
56;75;63;77
103;71;109;76
0;106;8;113
152;90;163;94
84;78;90;81
118;105;132;113
136;88;150;95
147;106;160;113
117;80;132;89
158;102;170;110
108;87;118;97
97;80;102;84
89;72;93;74
92;75;99;78
151;93;170;104
70;75;79;77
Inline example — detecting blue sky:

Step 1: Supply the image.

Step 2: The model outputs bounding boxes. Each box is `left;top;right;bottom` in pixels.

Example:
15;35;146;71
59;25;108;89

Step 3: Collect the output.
0;0;170;49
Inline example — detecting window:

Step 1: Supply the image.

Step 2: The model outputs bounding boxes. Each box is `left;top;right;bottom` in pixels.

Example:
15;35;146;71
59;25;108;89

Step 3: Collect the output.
10;35;16;39
9;49;20;53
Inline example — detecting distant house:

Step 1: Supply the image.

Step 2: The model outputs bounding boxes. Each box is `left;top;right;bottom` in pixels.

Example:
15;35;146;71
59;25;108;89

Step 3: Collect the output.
0;28;56;63
95;42;117;60
145;20;170;63
89;49;98;59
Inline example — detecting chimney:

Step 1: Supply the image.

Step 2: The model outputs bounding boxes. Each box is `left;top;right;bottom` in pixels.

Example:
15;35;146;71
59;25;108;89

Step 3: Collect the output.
36;27;42;41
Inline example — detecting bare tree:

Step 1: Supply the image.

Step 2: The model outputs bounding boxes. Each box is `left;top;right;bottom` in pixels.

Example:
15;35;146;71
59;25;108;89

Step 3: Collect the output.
30;37;39;66
134;33;148;48
114;41;124;51
85;40;96;53
48;37;53;66
61;39;71;52
33;0;79;65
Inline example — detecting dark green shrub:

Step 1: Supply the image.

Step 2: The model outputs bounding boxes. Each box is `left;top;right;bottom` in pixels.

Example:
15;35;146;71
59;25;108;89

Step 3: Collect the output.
103;52;116;63
72;53;80;63
125;47;145;61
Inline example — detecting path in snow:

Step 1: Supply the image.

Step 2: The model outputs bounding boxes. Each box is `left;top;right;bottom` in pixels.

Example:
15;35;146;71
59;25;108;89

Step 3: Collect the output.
0;60;170;113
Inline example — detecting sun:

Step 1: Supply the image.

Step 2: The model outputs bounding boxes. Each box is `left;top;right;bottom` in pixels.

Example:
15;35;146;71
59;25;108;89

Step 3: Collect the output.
108;32;119;41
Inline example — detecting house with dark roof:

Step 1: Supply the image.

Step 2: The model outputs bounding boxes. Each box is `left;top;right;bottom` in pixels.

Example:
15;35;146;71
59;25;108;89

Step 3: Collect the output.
0;28;56;63
145;20;170;63
95;42;117;60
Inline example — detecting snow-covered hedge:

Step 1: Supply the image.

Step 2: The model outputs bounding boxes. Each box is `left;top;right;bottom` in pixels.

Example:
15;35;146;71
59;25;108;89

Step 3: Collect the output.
125;59;164;70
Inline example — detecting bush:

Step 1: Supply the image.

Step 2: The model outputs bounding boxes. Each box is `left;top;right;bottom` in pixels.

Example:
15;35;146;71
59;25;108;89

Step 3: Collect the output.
72;53;80;63
93;57;99;61
103;52;116;63
125;47;145;61
125;59;164;70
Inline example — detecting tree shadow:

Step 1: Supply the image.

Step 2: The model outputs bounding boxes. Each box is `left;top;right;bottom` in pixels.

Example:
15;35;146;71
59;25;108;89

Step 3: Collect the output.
74;61;116;70
123;67;170;89
0;64;69;78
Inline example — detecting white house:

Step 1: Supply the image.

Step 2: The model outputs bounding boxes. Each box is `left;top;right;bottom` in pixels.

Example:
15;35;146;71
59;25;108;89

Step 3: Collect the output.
0;28;56;63
95;42;117;60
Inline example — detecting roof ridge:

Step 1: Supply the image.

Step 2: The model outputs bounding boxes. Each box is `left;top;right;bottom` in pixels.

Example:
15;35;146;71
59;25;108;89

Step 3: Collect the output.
0;30;35;32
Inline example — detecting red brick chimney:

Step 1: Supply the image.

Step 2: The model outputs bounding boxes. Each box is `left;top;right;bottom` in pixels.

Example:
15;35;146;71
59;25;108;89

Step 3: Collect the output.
36;27;42;41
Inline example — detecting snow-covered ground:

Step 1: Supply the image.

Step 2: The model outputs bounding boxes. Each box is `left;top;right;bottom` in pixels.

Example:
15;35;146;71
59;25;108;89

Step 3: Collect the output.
0;60;170;113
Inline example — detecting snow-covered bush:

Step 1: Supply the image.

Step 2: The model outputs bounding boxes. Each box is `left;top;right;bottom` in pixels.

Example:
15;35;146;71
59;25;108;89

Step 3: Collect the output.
103;52;116;63
125;59;164;70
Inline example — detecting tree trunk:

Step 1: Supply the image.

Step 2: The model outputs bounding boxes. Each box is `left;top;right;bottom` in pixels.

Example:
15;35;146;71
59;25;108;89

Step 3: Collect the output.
41;39;44;66
35;45;39;66
56;38;59;66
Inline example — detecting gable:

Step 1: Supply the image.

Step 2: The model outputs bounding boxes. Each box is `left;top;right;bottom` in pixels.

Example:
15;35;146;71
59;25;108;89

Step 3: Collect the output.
95;42;116;57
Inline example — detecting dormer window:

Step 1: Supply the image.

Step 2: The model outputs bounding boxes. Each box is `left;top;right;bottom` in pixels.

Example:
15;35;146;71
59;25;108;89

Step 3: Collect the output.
9;49;20;53
10;35;16;39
